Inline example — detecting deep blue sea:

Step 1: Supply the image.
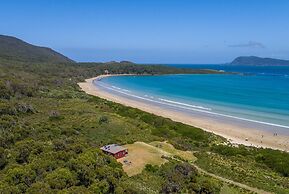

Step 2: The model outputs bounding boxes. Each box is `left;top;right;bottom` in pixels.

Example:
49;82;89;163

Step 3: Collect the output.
100;65;289;131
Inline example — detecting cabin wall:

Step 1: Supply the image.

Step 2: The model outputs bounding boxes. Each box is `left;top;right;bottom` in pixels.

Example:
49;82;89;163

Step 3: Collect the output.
113;150;127;159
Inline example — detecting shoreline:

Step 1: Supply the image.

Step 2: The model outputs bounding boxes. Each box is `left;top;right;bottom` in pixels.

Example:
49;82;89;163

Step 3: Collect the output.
78;74;289;152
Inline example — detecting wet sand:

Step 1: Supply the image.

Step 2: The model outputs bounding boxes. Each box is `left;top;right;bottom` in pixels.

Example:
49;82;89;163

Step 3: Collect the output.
78;75;289;152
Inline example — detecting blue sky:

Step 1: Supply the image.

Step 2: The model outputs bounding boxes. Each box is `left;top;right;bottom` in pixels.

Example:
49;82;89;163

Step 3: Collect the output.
1;0;289;63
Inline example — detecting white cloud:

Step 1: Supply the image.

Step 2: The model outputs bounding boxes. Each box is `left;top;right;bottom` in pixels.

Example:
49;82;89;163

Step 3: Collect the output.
228;41;265;49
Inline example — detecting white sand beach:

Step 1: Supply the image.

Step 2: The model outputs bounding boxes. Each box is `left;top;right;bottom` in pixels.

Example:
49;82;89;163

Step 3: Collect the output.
78;75;289;152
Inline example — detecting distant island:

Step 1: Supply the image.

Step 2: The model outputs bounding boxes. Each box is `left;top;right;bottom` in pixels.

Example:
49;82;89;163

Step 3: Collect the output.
231;56;289;66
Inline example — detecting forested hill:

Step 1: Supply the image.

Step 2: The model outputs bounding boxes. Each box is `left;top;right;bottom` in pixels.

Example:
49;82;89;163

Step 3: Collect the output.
0;35;223;75
0;35;74;63
78;62;223;75
231;56;289;66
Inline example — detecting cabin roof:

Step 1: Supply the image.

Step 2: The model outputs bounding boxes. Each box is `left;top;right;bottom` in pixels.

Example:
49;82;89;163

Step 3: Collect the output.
100;144;127;154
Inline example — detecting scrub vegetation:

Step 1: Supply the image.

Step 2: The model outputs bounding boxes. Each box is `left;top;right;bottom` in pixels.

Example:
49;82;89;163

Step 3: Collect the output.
0;35;289;193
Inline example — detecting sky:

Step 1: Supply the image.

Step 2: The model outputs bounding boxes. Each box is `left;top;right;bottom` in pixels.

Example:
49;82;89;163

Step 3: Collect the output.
1;0;289;64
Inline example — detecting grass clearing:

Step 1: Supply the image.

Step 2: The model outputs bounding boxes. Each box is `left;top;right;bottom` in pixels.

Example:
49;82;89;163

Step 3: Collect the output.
149;141;197;162
118;141;196;176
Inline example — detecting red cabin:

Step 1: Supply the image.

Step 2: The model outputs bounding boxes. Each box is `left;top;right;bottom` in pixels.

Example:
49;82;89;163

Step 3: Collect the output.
100;144;128;159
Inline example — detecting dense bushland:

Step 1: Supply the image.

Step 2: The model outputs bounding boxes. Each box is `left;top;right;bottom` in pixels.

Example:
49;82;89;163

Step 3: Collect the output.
0;60;225;193
0;58;288;193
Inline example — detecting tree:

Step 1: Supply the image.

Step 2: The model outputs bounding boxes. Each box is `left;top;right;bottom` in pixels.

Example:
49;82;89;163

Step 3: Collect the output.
4;166;36;192
60;186;93;194
26;182;53;194
45;168;78;189
0;181;20;194
0;147;7;169
89;180;110;194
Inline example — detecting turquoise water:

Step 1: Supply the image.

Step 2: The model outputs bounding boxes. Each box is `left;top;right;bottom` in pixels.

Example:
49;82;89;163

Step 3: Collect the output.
100;65;289;132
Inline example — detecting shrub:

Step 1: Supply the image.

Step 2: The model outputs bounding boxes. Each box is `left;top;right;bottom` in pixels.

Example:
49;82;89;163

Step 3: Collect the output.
0;147;7;169
144;164;159;173
49;110;63;120
99;116;109;124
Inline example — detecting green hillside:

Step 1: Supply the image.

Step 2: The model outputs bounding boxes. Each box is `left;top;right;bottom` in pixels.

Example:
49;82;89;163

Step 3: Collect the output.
0;35;74;63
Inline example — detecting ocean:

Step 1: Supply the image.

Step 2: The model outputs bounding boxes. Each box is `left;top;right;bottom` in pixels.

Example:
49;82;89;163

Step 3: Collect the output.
97;65;289;135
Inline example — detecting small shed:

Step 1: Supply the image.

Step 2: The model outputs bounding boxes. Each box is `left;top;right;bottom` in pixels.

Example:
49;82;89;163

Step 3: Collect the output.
100;144;128;159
